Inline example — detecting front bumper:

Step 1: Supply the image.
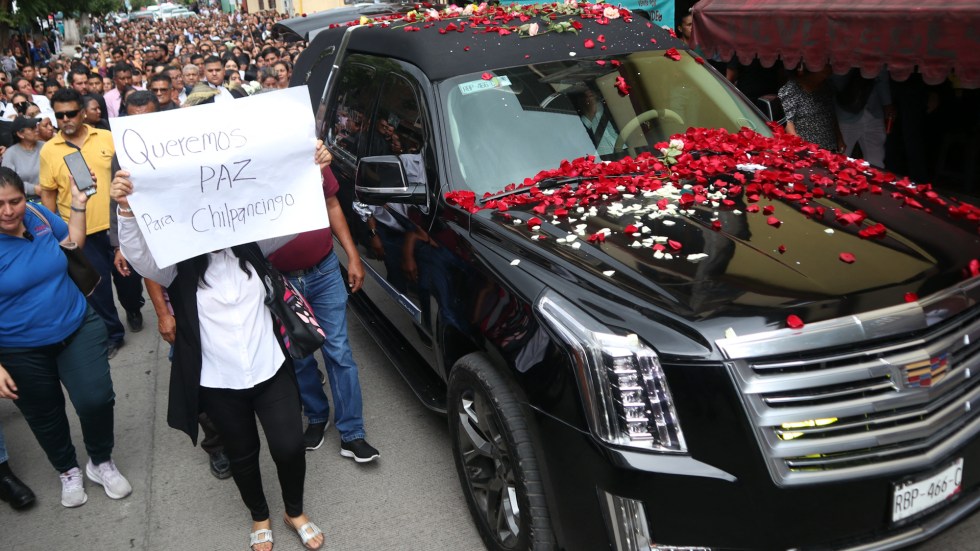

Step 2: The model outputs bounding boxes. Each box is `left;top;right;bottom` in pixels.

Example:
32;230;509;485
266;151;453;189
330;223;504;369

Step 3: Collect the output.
532;408;980;551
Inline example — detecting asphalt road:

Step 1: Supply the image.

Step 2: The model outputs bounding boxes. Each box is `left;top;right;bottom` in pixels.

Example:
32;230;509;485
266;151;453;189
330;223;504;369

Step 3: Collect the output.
0;304;977;550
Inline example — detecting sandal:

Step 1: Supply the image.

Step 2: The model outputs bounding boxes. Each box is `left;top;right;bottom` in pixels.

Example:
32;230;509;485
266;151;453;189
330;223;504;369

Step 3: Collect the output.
283;516;323;550
249;528;273;551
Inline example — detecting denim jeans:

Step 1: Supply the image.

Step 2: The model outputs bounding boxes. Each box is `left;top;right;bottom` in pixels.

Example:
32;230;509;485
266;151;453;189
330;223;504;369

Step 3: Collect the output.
286;252;366;442
82;230;127;345
0;422;7;464
0;307;115;472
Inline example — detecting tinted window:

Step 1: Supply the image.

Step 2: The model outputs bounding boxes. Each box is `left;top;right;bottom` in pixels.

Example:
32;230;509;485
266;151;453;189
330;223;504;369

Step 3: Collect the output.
326;61;377;159
367;73;424;157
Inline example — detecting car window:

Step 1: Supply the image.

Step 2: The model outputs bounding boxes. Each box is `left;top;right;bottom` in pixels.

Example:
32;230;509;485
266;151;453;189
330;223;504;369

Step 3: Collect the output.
441;50;768;196
326;60;377;160
367;73;424;158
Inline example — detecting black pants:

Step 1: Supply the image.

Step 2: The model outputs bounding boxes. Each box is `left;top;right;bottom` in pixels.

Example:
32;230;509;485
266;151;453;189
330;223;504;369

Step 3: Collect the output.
198;366;305;521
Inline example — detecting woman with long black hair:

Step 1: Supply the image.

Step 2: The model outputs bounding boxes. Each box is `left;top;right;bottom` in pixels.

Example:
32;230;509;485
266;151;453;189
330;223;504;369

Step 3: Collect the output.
111;145;331;551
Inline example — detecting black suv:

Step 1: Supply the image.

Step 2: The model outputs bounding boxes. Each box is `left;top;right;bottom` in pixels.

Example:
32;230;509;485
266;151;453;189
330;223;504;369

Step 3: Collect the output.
287;4;980;550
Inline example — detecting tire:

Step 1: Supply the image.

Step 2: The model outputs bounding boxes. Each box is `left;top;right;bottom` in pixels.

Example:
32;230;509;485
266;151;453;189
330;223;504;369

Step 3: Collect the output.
447;353;556;551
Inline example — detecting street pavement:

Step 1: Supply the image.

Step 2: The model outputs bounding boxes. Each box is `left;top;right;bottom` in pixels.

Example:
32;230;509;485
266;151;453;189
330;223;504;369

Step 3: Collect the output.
1;304;978;550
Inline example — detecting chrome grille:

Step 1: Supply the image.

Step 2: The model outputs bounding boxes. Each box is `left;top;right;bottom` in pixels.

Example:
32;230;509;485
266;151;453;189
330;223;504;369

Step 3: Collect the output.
717;278;980;486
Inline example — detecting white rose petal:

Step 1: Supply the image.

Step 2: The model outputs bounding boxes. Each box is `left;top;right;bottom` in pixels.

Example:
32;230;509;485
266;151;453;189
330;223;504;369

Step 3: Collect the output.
663;220;676;226
664;253;673;260
724;327;738;339
571;241;581;249
825;229;835;234
654;250;665;259
602;270;616;277
687;253;709;263
510;259;521;266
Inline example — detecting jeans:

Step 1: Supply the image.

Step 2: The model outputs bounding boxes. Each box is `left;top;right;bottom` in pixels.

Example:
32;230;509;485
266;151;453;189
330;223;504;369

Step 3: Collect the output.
82;231;128;345
286;252;366;442
0;422;7;464
199;365;304;521
0;307;115;473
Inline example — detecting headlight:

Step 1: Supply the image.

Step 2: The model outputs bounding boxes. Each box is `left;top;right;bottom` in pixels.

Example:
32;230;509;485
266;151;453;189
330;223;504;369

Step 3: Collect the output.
536;290;687;452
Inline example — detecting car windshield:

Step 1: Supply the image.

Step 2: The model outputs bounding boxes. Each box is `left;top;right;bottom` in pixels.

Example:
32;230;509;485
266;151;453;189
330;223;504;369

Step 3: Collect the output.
440;50;769;197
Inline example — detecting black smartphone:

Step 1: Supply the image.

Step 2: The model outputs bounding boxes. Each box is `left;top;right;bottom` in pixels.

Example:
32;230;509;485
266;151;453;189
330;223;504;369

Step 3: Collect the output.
63;151;97;197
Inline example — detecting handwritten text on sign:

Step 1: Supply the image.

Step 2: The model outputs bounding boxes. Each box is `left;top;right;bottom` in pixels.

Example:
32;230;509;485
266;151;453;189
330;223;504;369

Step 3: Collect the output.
110;86;328;267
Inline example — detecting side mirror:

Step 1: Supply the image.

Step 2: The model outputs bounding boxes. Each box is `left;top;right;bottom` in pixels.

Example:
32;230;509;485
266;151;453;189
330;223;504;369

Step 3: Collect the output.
354;155;427;206
754;94;787;126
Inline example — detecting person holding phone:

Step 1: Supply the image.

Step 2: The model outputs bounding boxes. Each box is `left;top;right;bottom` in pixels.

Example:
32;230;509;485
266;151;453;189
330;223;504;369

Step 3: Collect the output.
0;166;132;508
39;87;142;359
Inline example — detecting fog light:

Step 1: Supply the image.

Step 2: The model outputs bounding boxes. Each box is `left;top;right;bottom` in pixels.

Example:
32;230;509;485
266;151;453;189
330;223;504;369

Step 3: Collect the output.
600;490;712;551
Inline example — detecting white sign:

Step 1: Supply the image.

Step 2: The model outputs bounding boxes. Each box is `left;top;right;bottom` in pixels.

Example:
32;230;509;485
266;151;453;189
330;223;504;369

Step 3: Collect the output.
110;86;328;267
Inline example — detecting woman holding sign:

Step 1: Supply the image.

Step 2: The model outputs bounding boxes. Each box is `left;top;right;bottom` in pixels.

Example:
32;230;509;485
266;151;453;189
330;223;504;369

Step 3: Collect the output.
111;144;332;551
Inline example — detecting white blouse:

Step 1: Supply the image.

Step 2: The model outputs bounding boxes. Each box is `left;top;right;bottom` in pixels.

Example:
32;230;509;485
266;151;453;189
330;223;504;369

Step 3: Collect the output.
119;215;294;390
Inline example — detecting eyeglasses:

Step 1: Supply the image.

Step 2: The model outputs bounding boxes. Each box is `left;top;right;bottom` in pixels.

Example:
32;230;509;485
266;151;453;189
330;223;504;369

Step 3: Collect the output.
54;109;81;120
150;87;170;94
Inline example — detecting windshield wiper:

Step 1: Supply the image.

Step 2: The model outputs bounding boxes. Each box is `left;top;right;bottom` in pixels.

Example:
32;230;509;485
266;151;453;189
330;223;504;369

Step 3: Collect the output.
480;173;641;203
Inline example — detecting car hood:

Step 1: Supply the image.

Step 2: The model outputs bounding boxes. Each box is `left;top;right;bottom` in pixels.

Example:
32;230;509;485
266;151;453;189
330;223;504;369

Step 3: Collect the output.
460;128;980;332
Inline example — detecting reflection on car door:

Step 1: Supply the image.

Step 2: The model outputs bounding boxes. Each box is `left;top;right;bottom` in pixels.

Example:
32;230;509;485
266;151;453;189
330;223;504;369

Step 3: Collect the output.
326;57;438;365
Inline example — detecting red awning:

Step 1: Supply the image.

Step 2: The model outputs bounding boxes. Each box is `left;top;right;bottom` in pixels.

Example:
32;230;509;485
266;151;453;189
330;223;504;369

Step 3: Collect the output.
691;0;980;88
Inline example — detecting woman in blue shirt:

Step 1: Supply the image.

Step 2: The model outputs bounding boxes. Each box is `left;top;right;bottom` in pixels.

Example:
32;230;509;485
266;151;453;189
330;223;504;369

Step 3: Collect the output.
0;166;132;508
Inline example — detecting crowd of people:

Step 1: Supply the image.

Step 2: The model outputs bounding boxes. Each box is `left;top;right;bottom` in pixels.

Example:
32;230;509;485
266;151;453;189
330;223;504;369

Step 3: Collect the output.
676;7;980;192
0;9;378;551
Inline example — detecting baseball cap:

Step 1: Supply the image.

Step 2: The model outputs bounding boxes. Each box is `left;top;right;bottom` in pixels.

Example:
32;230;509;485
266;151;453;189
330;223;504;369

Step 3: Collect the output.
10;116;39;136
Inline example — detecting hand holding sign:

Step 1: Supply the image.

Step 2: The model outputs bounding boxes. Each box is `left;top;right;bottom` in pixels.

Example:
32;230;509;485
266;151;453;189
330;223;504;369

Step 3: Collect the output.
109;86;329;267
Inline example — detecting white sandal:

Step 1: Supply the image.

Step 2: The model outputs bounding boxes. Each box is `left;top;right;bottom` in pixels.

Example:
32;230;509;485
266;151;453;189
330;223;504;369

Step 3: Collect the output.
249;528;273;551
284;517;323;550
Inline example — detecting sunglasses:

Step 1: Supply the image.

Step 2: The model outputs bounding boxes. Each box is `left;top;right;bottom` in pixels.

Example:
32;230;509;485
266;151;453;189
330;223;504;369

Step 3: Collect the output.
54;109;81;120
150;87;170;93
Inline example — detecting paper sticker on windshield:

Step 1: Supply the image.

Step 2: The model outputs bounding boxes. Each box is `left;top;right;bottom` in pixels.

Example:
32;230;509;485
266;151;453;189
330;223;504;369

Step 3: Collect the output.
459;75;512;95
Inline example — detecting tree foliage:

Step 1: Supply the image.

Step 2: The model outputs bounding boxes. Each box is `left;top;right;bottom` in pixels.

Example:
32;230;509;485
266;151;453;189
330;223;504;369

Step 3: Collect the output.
3;0;125;27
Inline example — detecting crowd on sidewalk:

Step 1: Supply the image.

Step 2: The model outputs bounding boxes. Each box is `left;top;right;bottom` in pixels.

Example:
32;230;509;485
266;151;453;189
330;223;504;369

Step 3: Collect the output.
0;9;379;551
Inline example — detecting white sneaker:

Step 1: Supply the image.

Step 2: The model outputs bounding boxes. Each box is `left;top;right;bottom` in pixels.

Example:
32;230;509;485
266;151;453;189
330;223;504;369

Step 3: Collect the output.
85;459;132;500
60;467;88;508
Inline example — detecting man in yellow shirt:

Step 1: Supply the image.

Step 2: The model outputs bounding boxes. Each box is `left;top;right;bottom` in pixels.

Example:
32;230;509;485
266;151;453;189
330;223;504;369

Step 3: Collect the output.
39;88;143;359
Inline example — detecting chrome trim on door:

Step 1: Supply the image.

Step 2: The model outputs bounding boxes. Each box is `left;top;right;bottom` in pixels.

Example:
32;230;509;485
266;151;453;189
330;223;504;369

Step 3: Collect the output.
362;259;422;325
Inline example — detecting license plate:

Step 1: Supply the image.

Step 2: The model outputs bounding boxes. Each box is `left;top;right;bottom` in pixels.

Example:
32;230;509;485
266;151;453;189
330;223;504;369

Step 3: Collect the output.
891;458;963;523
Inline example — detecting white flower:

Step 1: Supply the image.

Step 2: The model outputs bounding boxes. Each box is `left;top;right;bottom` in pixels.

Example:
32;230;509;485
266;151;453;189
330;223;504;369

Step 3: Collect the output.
669;138;685;150
462;4;475;16
528;22;539;36
603;6;620;19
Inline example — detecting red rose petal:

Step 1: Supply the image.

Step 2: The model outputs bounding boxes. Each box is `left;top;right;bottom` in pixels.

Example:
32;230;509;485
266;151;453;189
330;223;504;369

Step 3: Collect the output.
746;205;760;213
763;205;774;215
527;217;542;228
664;47;681;61
839;252;856;263
624;224;639;234
481;72;492;80
778;244;786;254
668;240;682;251
614;76;630;96
711;220;722;231
904;292;919;303
767;216;782;227
584;38;595;49
970;259;980;277
786;315;805;329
